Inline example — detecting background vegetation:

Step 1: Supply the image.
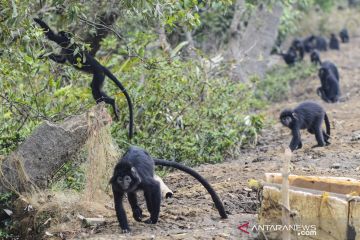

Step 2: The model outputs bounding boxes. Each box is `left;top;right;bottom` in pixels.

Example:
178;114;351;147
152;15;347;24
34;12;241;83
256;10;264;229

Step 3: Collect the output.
1;0;357;238
1;0;345;161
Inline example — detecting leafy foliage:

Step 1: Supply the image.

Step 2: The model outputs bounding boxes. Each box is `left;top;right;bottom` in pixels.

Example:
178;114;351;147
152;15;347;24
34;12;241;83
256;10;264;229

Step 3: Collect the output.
111;56;264;164
254;62;317;102
0;0;336;190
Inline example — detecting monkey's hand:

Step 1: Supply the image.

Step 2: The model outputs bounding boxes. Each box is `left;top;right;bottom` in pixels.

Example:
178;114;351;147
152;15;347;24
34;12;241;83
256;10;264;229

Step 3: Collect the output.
132;207;143;222
33;18;57;40
33;18;51;30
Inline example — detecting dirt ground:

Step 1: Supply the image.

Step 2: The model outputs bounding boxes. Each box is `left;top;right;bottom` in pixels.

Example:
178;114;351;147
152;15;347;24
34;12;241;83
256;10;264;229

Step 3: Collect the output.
78;38;360;240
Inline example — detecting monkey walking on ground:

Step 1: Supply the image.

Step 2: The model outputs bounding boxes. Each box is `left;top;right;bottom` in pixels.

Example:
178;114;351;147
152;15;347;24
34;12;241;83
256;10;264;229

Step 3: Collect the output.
310;50;339;81
34;18;134;139
339;28;350;43
317;66;341;103
310;50;321;65
280;101;331;151
303;35;315;53
110;146;227;233
329;33;340;50
291;38;304;60
278;46;298;66
314;36;328;51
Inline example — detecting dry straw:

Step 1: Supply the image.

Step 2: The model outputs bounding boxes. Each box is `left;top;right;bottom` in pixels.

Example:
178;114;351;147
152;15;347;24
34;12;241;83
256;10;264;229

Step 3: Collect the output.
5;105;121;238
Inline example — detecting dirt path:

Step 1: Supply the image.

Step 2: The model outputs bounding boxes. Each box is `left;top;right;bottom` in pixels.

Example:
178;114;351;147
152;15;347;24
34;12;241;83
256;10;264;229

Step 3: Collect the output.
80;38;360;240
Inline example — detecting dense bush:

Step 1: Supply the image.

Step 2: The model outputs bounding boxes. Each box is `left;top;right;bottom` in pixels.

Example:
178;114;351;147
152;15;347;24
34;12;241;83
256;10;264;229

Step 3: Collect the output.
254;62;316;102
111;57;265;164
0;36;264;166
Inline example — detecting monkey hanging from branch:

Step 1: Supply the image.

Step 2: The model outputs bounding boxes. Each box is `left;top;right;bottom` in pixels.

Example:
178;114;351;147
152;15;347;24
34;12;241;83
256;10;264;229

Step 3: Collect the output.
34;18;134;139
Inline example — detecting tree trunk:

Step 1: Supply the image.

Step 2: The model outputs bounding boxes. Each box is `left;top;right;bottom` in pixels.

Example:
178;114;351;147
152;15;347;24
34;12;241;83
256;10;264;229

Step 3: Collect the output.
185;29;197;58
0;104;112;194
227;0;246;50
226;3;283;81
157;22;171;53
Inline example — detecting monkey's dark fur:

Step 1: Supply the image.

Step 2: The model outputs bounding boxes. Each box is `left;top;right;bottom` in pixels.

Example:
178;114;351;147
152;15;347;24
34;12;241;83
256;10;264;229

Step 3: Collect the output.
310;51;339;81
110;146;227;233
303;35;327;52
303;35;315;53
339;28;349;43
34;18;133;139
314;36;327;51
310;50;321;65
317;66;340;103
279;46;298;66
321;61;339;81
280;101;330;151
329;33;340;50
291;38;304;60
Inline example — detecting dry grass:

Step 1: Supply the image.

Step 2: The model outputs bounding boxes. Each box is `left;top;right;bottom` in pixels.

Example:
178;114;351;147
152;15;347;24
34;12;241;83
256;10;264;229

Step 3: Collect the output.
12;105;122;239
0;153;35;195
17;190;113;238
83;106;120;202
295;8;360;37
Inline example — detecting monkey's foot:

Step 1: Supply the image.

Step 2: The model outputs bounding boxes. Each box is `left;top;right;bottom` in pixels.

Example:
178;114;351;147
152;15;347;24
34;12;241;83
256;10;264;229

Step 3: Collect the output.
121;228;131;234
144;218;157;224
311;144;326;148
133;207;143;222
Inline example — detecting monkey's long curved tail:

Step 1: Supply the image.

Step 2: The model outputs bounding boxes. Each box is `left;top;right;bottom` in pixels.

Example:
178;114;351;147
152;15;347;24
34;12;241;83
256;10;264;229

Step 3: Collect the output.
324;113;330;136
153;158;228;219
102;67;134;140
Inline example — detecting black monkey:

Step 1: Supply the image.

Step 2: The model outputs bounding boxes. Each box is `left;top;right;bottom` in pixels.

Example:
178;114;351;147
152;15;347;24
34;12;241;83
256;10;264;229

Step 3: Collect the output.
291;38;304;60
110;146;227;233
321;61;339;81
310;50;321;65
280;101;330;151
310;51;339;81
278;46;298;66
303;35;315;53
314;36;327;51
317;67;341;103
34;18;134;139
339;28;350;43
329;33;340;50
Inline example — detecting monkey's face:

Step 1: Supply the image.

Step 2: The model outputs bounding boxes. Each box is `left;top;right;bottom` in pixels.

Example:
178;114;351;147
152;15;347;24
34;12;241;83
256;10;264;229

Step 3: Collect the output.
281;116;293;127
113;167;141;192
280;109;296;127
